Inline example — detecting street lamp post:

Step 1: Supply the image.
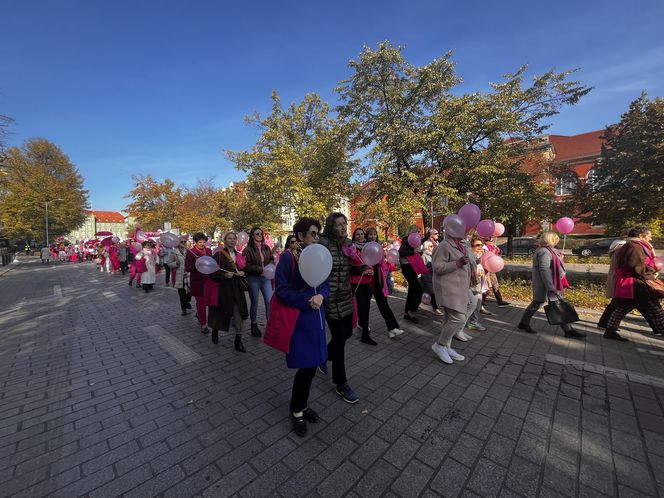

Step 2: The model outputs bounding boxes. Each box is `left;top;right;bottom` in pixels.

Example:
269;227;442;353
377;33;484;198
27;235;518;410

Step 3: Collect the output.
45;198;62;246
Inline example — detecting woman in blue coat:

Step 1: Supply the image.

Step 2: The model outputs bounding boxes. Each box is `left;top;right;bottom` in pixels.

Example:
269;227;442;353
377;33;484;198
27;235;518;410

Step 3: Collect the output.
275;217;329;437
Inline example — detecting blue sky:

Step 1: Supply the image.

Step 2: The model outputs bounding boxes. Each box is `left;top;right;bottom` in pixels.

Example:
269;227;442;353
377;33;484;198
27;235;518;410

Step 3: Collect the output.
3;0;663;212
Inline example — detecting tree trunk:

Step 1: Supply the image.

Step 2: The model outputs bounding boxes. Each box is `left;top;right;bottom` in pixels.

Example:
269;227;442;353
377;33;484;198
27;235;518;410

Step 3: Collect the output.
506;223;515;257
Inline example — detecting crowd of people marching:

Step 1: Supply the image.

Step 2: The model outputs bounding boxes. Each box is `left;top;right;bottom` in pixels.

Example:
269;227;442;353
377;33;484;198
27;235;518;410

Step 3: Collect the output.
47;212;663;437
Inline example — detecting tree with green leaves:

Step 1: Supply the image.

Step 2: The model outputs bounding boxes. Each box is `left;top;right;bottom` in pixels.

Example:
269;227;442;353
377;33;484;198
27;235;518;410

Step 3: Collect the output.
124;175;182;231
227;91;356;226
0;138;88;242
579;93;664;235
336;42;591;239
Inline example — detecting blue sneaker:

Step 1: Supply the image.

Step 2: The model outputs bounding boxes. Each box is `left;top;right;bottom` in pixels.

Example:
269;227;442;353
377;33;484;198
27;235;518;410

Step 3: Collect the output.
317;362;328;375
336;383;358;404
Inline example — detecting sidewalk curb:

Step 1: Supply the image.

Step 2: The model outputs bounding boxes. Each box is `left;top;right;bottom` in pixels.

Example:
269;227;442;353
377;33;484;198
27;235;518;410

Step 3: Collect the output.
0;260;21;277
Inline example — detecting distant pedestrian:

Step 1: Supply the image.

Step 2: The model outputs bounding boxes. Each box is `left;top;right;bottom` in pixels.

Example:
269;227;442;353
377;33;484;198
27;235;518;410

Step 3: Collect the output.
40;246;50;263
169;238;192;315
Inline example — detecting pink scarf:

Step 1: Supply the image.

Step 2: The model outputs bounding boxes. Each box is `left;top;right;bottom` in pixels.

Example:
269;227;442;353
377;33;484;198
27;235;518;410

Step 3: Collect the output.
545;247;570;292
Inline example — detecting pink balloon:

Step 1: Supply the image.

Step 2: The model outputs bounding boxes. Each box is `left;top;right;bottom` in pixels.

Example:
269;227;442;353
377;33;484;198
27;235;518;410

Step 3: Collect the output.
480;252;494;266
458;204;481;230
111;236;119;243
212;246;224;255
262;263;276;280
443;214;466;239
135;231;148;242
476;219;495;239
391;242;401;250
386;248;399;264
556;217;575;235
407;232;422;249
484;255;505;273
421;293;432;305
273;253;280;265
195;256;220;274
493;223;505;237
361;242;383;266
654;256;664;271
132;242;142;252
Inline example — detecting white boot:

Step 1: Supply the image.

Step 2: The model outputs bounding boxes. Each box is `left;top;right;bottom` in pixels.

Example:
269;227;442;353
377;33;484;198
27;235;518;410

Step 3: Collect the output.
454;330;472;342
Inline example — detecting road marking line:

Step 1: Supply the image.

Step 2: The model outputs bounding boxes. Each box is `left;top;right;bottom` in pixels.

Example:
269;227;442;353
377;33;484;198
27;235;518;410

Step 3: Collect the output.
636;348;664;357
143;325;201;365
102;291;120;302
53;285;62;297
545;354;664;388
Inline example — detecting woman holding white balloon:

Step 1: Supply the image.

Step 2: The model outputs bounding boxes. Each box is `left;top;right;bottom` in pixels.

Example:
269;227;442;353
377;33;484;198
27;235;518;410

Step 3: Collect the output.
242;226;275;338
185;232;213;334
207;232;249;351
273;217;330;437
365;228;404;339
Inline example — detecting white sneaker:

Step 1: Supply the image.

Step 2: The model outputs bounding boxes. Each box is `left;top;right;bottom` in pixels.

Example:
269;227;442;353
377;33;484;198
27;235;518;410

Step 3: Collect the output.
447;348;465;361
388;328;405;339
431;343;453;364
454;330;473;341
433;309;444;315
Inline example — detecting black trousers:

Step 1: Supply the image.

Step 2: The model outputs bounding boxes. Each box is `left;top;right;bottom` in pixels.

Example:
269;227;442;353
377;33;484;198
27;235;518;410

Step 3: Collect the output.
353;283;372;333
177;288;191;311
120;261;128;274
373;272;399;330
520;300;575;333
326;314;353;386
163;263;171;285
599;297;658;331
401;264;423;313
290;367;317;413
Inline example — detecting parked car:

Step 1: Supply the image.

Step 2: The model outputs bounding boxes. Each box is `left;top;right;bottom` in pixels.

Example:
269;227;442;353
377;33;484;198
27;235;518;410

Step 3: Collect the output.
497;237;539;256
572;238;618;257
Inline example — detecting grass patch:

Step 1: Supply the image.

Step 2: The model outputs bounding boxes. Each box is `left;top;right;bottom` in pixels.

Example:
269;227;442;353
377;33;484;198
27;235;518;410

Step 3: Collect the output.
503;255;609;265
498;276;610;310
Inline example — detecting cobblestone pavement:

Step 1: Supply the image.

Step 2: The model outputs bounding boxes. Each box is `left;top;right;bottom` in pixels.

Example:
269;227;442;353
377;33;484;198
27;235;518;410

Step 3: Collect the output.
1;258;663;498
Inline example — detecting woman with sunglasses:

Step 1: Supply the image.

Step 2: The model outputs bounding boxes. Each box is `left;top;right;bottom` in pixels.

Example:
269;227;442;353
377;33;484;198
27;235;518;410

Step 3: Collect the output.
242;227;275;337
275;218;329;436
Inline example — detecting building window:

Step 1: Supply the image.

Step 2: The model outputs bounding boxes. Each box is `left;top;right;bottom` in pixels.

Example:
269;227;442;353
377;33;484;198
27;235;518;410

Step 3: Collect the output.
555;173;578;196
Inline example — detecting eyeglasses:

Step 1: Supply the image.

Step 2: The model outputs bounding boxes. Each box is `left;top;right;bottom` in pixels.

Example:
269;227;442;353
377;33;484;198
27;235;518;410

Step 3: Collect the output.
253;232;262;237
308;230;319;238
472;244;483;248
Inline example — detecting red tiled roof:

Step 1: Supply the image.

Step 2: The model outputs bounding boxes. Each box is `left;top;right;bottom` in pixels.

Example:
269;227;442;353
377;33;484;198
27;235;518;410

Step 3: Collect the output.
548;130;604;161
85;210;126;223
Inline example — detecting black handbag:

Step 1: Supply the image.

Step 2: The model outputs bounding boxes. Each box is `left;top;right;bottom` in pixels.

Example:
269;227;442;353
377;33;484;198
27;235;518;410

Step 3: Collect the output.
544;298;579;325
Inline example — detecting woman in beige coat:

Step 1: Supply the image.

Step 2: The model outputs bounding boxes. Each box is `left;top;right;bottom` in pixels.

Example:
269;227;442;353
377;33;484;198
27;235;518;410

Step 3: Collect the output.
431;217;476;364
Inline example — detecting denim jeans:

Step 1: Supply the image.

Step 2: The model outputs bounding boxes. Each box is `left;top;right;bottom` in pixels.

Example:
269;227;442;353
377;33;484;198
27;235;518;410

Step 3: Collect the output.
247;275;273;324
467;291;483;326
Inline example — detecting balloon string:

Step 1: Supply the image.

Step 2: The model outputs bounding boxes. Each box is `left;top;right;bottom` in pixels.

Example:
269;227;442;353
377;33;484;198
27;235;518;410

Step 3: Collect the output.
315;286;323;329
353;270;368;295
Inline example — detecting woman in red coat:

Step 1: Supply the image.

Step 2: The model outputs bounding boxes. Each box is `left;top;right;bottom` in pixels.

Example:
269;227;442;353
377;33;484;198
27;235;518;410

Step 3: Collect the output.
185;232;213;334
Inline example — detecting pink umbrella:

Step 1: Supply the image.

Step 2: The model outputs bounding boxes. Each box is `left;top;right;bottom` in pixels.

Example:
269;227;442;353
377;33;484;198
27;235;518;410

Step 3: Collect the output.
100;236;114;247
95;231;114;237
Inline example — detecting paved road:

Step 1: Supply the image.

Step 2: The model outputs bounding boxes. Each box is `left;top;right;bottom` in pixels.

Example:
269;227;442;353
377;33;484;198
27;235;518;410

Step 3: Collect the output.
1;258;663;497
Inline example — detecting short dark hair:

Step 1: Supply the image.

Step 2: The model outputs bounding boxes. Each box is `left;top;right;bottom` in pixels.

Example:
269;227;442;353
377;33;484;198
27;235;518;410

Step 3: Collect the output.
293;218;321;242
323;212;347;236
193;232;208;242
628;226;650;238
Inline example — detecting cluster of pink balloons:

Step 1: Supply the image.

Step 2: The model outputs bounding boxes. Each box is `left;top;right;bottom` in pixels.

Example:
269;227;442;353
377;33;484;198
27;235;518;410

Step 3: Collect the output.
480;251;505;273
451;204;506;239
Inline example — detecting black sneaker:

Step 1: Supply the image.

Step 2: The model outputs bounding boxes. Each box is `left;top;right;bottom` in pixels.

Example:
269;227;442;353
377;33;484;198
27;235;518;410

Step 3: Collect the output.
336;383;359;404
564;328;586;339
291;414;307;437
404;314;419;324
302;407;320;423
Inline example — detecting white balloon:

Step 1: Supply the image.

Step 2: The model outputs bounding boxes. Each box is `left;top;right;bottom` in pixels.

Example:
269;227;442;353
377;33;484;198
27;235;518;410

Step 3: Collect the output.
298;244;332;288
